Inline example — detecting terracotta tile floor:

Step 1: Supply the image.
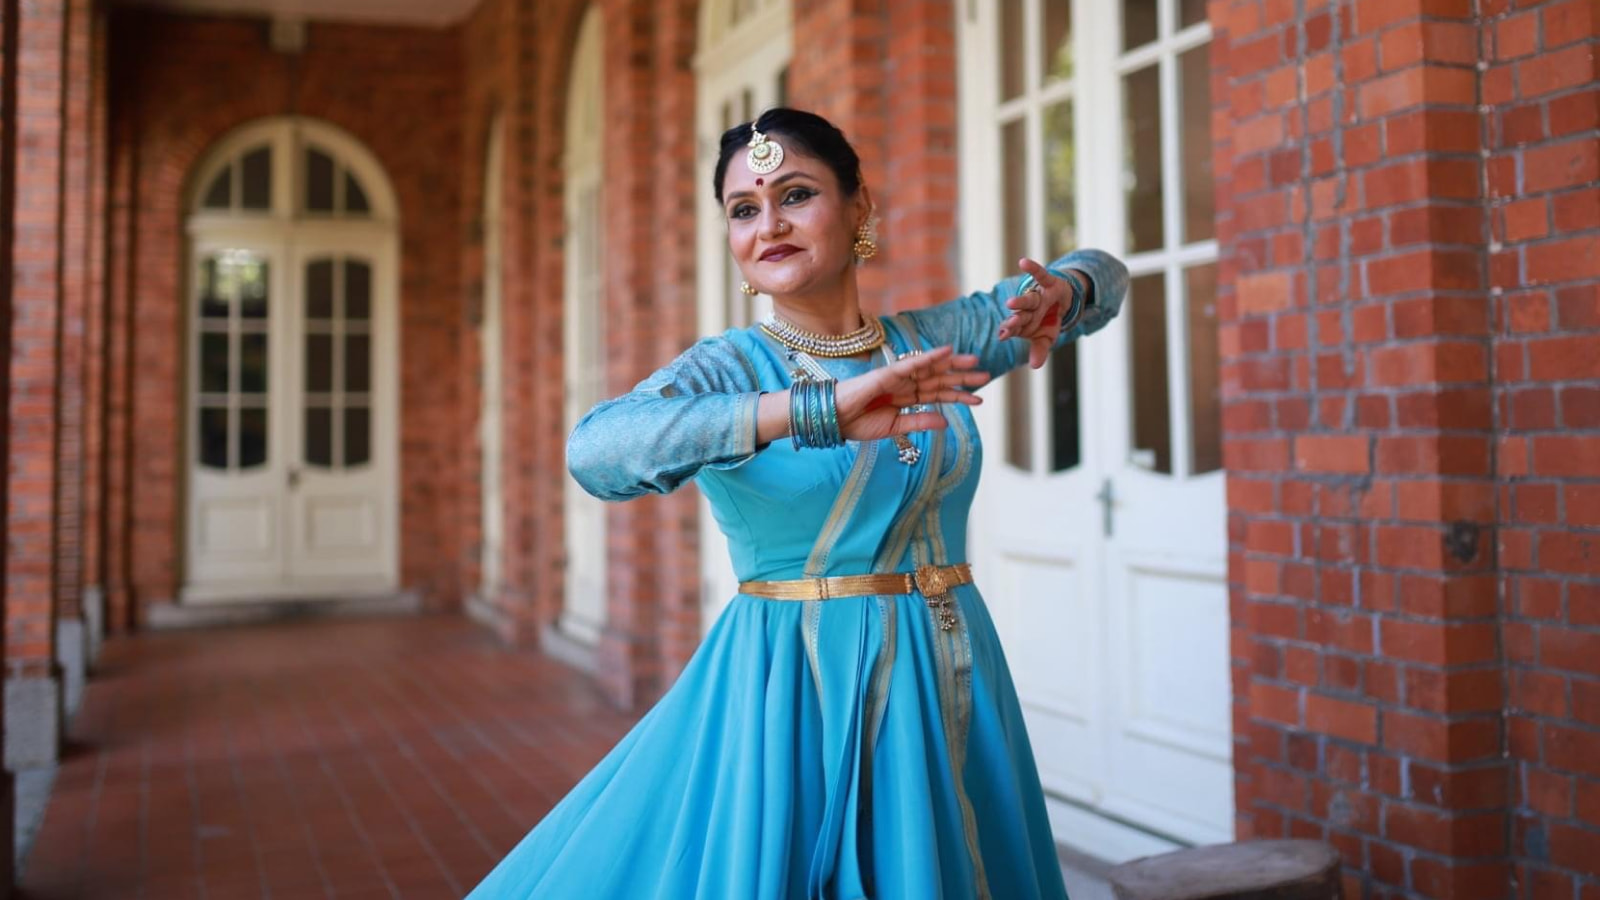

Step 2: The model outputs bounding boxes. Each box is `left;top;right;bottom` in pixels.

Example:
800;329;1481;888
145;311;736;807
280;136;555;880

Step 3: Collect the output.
17;615;637;900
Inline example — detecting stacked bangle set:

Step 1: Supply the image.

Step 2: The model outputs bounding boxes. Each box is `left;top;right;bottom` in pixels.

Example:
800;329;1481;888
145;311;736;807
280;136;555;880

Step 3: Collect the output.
788;379;844;450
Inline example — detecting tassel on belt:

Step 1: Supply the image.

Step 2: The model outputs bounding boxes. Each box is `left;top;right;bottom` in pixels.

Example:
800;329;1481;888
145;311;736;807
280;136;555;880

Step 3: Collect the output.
739;563;973;630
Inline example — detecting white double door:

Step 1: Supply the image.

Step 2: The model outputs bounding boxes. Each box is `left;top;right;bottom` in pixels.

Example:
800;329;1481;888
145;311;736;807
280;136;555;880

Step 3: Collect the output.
694;13;788;632
960;0;1232;861
185;229;397;602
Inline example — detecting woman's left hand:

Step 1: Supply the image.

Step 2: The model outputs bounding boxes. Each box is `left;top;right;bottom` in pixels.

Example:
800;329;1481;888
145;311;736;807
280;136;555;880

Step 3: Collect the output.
997;258;1087;369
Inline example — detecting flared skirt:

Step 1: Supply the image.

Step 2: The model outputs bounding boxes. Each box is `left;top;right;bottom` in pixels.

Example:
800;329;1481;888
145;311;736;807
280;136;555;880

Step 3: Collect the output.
466;586;1069;900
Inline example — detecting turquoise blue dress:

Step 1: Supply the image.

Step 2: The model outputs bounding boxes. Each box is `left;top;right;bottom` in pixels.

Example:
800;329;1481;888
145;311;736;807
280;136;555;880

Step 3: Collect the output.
469;250;1129;899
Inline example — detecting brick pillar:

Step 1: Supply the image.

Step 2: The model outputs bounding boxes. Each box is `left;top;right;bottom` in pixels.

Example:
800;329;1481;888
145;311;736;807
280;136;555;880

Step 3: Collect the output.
880;0;960;312
595;0;665;707
53;0;93;719
1217;1;1508;896
0;0;19;884
649;0;703;685
1483;0;1600;893
102;30;135;635
496;0;545;648
789;0;890;309
78;1;108;665
6;0;69;771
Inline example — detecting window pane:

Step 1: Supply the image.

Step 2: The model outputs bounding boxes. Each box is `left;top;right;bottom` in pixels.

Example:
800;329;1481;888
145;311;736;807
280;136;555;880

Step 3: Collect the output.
241;146;271;210
1180;43;1216;243
1186;264;1222;475
305;406;333;467
306;334;333;393
1123;0;1158;49
999;0;1025;102
1049;342;1081;472
200;258;228;319
239;408;267;469
306;260;334;320
199;407;229;469
1123;64;1165;252
1002;117;1032;471
306;147;335;213
240;260;269;319
1044;100;1076;259
1042;0;1073;83
1002;118;1028;272
1129;273;1172;474
345;333;370;393
1006;374;1033;470
346;261;371;320
345;407;371;467
1181;0;1207;28
344;171;370;214
200;333;230;394
201;169;232;210
239;333;268;394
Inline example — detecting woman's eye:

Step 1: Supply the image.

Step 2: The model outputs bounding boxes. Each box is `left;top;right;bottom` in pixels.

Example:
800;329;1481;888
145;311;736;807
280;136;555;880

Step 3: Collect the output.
730;204;757;220
783;188;815;205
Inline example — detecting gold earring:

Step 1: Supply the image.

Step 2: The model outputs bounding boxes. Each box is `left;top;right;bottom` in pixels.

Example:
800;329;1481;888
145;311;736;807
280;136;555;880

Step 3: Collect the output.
853;222;878;263
740;281;758;296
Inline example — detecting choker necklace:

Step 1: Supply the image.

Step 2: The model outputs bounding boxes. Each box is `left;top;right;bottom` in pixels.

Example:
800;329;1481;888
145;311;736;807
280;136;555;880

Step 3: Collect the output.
760;315;886;358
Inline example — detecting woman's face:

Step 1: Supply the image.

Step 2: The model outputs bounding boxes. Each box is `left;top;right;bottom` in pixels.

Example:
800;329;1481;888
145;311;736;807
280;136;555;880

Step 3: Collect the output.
722;143;869;299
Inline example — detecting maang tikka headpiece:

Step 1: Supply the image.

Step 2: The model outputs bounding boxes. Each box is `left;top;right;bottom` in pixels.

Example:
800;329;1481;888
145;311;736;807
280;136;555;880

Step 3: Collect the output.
746;129;785;175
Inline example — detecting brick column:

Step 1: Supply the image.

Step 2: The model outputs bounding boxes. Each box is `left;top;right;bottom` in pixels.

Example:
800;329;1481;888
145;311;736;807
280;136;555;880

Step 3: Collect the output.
79;1;108;665
594;0;666;707
1217;1;1506;896
102;25;135;635
649;0;703;685
1483;0;1600;893
0;0;20;883
6;0;69;770
53;0;94;718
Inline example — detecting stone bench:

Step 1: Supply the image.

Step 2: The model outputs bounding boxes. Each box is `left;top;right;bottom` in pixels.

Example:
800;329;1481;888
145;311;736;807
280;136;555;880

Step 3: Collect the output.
1107;839;1342;900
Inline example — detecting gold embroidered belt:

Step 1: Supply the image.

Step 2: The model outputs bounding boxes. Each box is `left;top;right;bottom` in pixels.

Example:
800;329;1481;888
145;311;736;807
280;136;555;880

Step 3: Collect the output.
738;563;973;631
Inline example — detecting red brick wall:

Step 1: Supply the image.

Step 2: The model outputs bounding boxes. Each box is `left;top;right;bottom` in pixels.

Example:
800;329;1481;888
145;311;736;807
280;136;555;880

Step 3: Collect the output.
81;3;108;603
110;13;467;615
54;0;94;628
1218;0;1598;896
7;0;67;677
0;0;19;881
1484;0;1600;894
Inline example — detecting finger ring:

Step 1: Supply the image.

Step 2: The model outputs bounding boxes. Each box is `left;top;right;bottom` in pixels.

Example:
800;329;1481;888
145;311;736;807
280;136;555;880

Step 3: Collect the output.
1018;274;1044;295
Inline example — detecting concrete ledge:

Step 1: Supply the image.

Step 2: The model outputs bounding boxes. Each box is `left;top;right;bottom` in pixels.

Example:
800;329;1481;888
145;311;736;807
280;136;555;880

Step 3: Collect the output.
466;591;509;635
145;591;421;630
4;677;61;770
56;619;87;717
1107;840;1341;900
83;585;106;665
540;622;599;676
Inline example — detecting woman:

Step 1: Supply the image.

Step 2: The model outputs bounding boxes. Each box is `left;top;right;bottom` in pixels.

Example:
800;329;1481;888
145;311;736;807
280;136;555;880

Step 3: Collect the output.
469;108;1128;899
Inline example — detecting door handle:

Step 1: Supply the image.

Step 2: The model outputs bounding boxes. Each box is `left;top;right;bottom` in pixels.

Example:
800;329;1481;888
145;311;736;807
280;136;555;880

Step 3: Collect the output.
1095;477;1115;538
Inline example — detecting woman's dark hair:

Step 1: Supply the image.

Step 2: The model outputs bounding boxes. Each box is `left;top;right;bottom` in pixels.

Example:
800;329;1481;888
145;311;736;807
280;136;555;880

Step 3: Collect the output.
713;107;863;204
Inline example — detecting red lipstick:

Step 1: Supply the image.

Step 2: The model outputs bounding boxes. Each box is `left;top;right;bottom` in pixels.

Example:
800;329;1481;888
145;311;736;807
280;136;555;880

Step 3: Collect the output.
760;244;801;262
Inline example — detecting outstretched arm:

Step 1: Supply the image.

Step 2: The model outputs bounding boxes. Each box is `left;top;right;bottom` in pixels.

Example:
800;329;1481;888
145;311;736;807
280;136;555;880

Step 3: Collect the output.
903;248;1130;378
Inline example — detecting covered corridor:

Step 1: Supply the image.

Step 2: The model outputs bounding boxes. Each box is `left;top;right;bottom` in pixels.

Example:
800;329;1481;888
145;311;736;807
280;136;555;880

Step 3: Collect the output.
15;617;634;899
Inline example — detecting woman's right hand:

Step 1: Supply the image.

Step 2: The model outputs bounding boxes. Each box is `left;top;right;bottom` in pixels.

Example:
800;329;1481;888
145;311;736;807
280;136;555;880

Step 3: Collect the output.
832;346;989;442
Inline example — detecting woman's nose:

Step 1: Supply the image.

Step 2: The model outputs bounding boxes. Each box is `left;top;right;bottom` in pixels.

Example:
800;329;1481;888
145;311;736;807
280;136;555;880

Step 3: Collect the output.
756;206;784;240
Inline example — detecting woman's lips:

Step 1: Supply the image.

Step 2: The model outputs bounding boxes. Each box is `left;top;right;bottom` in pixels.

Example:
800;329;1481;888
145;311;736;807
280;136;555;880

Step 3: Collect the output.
760;244;802;262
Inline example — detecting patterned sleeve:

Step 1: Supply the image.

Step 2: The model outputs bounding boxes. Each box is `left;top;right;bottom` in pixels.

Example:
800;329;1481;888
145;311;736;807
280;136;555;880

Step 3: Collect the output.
565;335;763;502
902;248;1130;378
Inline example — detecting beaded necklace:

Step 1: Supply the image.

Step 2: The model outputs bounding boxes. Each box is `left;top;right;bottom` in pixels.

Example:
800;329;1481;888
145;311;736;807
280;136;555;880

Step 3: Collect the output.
760;314;887;359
